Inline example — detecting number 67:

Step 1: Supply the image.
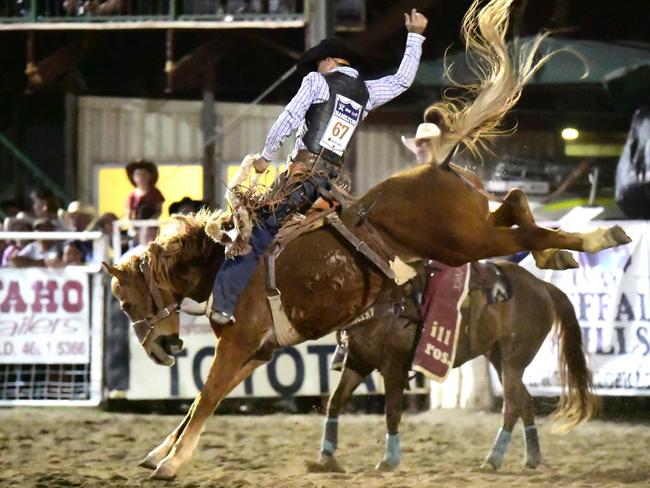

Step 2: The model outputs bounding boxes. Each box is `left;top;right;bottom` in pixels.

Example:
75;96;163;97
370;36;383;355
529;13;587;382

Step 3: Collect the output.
332;122;350;138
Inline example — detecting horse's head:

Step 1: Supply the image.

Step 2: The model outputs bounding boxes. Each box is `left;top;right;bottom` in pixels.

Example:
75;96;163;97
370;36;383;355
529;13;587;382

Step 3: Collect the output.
104;211;224;366
104;251;183;366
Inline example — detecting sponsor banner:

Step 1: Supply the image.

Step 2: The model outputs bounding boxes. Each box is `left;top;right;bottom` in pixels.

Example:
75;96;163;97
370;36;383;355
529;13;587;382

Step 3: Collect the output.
494;221;650;396
127;313;386;399
0;268;90;364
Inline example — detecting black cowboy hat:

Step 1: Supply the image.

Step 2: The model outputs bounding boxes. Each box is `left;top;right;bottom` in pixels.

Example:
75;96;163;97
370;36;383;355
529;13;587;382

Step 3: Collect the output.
168;197;205;215
126;159;159;186
297;37;359;76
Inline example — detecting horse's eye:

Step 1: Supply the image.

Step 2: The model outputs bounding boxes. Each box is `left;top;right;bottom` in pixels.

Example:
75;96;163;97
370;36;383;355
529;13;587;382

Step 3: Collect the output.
122;303;132;312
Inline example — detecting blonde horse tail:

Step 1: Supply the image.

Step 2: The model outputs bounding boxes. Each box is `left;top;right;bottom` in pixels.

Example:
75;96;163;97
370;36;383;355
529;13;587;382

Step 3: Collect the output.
546;283;600;432
424;0;556;164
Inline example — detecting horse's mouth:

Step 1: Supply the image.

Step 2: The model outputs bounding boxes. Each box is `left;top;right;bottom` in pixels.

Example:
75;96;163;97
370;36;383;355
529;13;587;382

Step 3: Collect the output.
149;348;176;367
148;334;184;366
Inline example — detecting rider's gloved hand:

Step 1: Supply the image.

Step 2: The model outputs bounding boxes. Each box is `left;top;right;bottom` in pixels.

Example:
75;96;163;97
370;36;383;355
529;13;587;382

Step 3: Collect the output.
253;156;270;173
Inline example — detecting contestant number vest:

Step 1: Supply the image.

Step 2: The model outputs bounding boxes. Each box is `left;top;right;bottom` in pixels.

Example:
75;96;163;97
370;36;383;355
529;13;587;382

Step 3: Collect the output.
301;72;369;164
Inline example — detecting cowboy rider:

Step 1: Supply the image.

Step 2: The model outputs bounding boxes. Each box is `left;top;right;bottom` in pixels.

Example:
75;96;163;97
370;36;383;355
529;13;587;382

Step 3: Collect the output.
189;9;429;325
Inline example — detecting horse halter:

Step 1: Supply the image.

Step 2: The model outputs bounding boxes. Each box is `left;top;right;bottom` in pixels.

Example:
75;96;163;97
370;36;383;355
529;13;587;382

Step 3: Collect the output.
130;258;179;347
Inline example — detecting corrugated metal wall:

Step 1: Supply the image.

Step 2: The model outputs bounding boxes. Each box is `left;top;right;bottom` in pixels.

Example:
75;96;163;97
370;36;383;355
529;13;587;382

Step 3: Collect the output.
78;96;563;205
77;97;292;205
354;124;414;195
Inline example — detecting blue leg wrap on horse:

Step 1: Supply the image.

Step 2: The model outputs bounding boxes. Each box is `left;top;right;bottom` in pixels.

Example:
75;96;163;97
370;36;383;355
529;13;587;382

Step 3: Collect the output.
320;417;339;455
523;425;541;465
212;226;274;316
485;427;511;468
384;433;401;464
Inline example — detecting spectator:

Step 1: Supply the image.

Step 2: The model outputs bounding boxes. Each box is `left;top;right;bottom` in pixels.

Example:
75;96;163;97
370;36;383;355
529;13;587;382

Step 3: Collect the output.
9;218;61;268
168;196;205;216
1;216;32;266
118;223;159;263
0;197;23;218
92;211;124;258
83;0;125;15
62;240;87;265
93;212;118;237
61;201;96;259
63;201;95;231
125;160;165;220
29;187;62;228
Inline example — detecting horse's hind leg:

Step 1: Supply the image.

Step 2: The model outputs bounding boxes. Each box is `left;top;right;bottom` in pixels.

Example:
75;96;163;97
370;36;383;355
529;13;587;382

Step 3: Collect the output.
489;189;577;270
520;382;541;469
150;340;263;480
307;365;367;473
376;361;408;471
482;364;522;470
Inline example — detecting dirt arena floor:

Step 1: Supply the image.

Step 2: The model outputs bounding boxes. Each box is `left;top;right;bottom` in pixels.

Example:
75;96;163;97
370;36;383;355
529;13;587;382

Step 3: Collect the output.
0;407;648;488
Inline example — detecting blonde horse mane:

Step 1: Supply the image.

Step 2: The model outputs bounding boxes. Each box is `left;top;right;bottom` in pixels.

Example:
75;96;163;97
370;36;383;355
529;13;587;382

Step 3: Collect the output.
425;0;557;164
119;208;220;292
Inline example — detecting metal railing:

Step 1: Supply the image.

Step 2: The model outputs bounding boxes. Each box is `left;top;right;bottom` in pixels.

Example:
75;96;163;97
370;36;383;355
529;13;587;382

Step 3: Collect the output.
0;0;301;23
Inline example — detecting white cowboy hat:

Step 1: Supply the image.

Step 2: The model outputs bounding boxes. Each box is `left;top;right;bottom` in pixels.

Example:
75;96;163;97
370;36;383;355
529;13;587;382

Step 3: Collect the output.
401;122;441;153
66;201;96;216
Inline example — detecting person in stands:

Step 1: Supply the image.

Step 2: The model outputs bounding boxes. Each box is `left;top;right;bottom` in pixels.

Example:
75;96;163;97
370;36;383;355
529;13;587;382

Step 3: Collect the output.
30;187;62;228
9;218;61;268
124;160;165;220
1;216;32;267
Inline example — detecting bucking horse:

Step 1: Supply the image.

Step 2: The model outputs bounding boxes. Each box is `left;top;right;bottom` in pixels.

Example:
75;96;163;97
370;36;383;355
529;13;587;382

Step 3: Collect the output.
105;0;629;479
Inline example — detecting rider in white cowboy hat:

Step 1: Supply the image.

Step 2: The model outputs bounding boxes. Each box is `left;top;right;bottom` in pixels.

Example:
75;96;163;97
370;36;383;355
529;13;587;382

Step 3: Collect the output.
401;122;441;164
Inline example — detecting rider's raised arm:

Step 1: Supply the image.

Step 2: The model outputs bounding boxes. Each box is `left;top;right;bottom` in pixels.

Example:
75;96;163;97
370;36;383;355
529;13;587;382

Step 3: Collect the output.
365;9;427;111
260;72;329;162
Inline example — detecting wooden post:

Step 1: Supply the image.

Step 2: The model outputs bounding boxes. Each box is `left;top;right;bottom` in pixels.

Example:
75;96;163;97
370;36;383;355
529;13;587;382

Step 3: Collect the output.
305;0;334;48
25;31;39;93
201;63;219;207
165;29;175;94
64;93;78;199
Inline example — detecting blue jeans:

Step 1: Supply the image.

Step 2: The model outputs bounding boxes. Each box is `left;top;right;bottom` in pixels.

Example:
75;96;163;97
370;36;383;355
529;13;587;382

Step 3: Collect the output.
212;225;274;316
211;173;328;316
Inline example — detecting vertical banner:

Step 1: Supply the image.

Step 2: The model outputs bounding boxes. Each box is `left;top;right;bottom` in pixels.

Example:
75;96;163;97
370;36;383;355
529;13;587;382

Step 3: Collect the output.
0;268;90;364
508;221;650;396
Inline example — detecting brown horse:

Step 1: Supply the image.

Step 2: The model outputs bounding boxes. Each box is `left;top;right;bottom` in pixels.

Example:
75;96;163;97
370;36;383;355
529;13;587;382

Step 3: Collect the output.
308;261;597;473
105;0;628;479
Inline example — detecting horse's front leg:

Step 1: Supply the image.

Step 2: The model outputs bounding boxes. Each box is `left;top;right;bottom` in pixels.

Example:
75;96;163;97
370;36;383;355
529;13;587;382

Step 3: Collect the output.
141;355;267;470
150;341;261;480
140;399;197;469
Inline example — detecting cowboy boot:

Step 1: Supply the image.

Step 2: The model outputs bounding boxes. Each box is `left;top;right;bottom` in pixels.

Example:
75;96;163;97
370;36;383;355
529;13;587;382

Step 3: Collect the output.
180;296;235;325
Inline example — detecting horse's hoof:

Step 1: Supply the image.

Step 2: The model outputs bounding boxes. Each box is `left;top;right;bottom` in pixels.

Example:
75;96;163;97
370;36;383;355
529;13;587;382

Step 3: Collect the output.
534;250;578;270
375;459;399;471
150;464;177;481
480;455;502;471
524;454;542;469
554;250;578;269
139;455;158;470
610;225;632;246
305;454;345;473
